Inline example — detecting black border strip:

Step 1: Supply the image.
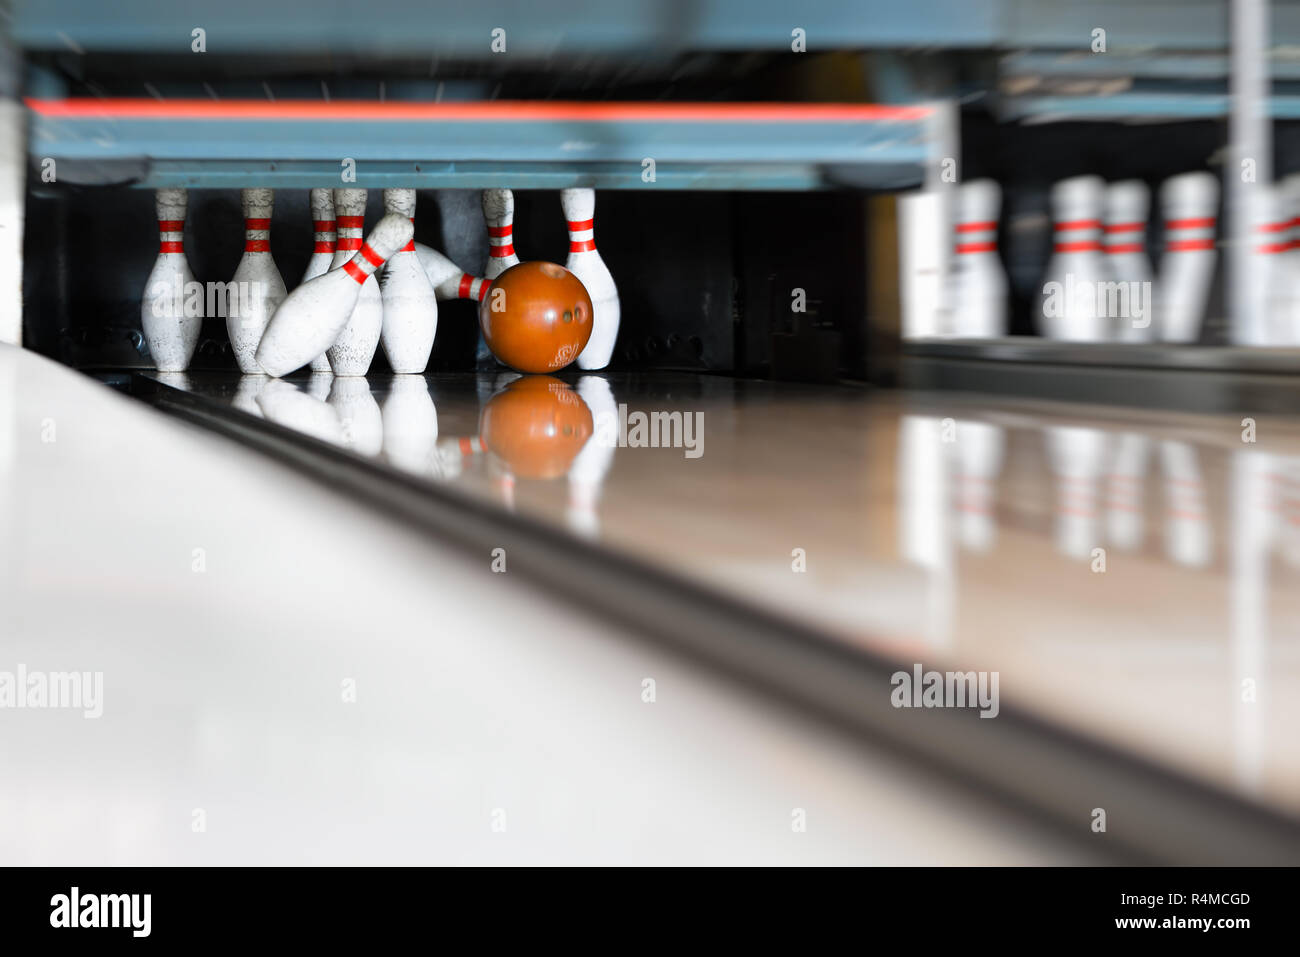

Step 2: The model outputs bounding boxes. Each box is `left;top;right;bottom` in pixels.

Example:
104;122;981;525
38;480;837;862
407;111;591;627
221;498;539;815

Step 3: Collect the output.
132;373;1300;865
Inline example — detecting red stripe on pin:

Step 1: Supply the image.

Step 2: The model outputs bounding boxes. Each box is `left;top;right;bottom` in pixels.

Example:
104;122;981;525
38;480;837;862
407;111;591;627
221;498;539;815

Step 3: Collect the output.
1054;241;1102;252
401;240;415;252
244;239;270;252
1106;243;1144;254
159;241;184;253
956;242;996;254
337;238;362;250
1104;222;1144;234
490;244;515;257
569;240;596;253
337;216;365;229
313;241;334;253
342;260;367;284
477;281;490;302
567;218;594;232
157;220;184;231
1054;219;1102;231
955;221;997;233
1167;239;1214;251
457;274;474;298
359;242;384;268
1167;217;1216;229
314;219;336;232
1257;242;1290;254
244;218;271;229
1256;221;1290;234
488;225;513;237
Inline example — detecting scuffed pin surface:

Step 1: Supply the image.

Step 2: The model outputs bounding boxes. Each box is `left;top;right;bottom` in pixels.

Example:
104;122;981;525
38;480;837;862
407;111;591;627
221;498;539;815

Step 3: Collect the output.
255;212;412;377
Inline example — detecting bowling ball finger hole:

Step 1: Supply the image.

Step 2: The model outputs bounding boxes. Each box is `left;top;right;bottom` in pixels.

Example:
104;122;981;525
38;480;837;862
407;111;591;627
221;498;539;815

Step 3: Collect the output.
573;303;588;322
539;262;567;279
563;309;574;323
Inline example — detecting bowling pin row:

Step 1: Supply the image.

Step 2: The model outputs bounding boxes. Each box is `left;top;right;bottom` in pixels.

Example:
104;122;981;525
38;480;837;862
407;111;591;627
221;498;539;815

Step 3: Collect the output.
142;187;620;376
947;172;1228;344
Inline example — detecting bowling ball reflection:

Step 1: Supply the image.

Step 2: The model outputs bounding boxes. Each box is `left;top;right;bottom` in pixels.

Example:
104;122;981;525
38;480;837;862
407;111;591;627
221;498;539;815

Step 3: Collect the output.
478;261;593;374
481;376;594;479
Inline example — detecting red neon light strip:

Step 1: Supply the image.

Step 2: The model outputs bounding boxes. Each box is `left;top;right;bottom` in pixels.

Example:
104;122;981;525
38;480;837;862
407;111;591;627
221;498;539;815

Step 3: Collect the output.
24;98;932;124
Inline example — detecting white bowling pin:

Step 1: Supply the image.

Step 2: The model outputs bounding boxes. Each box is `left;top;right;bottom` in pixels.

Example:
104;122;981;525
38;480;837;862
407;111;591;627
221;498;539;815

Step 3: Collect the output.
949;179;1007;337
412;242;491;302
1281;174;1300;345
226;188;287;373
327;189;384;376
302;188;336;373
1039;176;1109;341
255;212;413;377
1104;180;1155;342
482;188;521;280
141;188;202;372
1104;432;1150;551
1260;183;1295;346
1158;172;1219;344
561;188;620;370
378;189;438;374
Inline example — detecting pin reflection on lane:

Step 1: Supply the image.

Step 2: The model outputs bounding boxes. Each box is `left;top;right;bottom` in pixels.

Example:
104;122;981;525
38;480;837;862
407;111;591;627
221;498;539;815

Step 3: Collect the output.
381;375;438;474
567;376;618;539
231;373;268;417
213;372;617;536
328;376;383;457
256;377;343;446
1161;439;1212;568
1104;433;1150;551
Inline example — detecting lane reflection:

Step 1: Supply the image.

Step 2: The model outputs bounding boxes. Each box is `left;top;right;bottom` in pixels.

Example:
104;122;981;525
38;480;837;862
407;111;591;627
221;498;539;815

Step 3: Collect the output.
221;372;618;532
151;369;1300;813
899;409;1300;800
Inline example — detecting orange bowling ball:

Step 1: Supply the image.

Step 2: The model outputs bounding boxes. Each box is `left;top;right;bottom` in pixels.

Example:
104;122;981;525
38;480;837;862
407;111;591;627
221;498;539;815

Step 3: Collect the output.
478;261;593;374
480;376;594;479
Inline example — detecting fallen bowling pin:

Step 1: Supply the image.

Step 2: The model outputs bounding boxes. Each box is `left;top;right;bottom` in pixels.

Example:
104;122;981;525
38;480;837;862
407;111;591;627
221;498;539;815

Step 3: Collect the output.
413;242;491;302
255;213;413;378
378;189;438;374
